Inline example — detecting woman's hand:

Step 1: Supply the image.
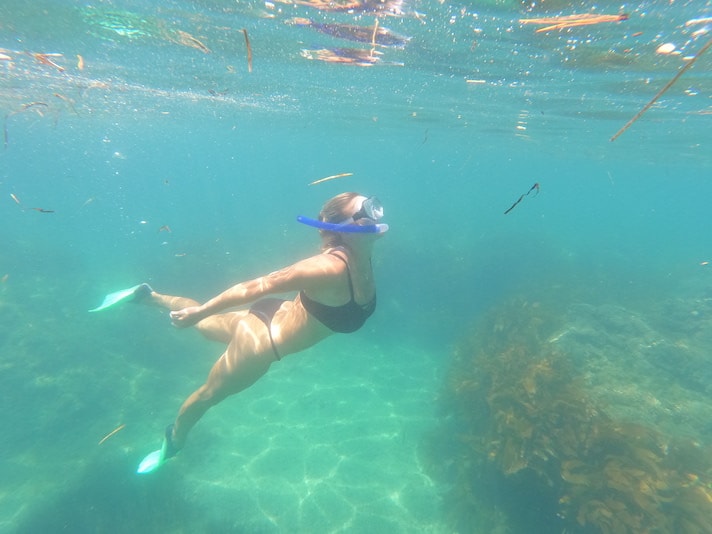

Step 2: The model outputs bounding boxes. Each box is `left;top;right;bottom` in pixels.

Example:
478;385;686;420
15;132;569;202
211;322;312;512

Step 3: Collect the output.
170;306;205;328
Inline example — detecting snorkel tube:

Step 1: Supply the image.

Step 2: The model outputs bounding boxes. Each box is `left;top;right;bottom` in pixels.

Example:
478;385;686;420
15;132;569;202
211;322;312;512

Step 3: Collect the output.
297;215;389;234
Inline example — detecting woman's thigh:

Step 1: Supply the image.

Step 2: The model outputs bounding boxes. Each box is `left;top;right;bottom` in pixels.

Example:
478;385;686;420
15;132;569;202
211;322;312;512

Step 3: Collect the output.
195;311;248;344
206;331;273;398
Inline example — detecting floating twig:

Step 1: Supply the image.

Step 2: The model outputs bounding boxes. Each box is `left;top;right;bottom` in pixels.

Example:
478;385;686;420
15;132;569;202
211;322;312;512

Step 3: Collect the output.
309;172;353;186
23;101;49;114
611;37;712;142
504;183;539;214
520;13;628;33
175;30;211;54
300;47;387;66
98;423;126;445
4;102;49;148
242;29;253;72
53;93;78;115
31;52;65;72
370;17;379;57
286;18;409;47
10;192;53;213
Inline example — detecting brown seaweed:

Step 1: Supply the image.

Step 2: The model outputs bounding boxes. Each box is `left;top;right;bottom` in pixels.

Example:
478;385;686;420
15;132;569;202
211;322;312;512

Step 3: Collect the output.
436;297;712;533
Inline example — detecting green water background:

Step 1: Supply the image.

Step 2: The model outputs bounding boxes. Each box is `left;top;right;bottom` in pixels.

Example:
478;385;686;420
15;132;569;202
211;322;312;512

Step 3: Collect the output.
1;0;711;531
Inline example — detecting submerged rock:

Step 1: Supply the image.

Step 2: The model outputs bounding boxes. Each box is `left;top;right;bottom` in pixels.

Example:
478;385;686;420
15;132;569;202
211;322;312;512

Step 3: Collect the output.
429;291;712;533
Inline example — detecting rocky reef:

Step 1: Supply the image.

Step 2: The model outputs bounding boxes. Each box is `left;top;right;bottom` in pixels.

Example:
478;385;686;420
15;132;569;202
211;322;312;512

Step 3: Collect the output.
431;290;712;533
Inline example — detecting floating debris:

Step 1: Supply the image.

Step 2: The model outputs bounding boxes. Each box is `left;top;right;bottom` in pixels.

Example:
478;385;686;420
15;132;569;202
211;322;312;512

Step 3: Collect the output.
504;182;539;215
520;13;628;33
8;192;53;213
309;172;353;186
611;37;712;141
301;47;402;66
98;423;126;445
53;93;78;115
173;30;211;54
242;29;253;72
286;17;410;47
31;52;65;72
4;102;49;148
274;0;403;14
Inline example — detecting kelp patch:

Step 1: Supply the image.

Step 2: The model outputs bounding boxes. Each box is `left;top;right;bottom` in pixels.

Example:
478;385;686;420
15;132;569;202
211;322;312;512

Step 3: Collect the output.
430;297;712;533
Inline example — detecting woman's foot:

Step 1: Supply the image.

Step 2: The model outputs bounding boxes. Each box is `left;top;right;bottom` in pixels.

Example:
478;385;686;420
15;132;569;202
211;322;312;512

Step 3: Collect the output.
133;283;154;302
162;424;181;460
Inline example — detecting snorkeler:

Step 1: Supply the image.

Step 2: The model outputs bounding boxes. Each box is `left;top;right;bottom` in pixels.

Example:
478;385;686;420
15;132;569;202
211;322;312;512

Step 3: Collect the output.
91;193;387;473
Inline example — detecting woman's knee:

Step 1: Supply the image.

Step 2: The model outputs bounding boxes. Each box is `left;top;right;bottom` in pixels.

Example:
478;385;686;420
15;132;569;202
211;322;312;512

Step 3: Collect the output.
196;383;228;406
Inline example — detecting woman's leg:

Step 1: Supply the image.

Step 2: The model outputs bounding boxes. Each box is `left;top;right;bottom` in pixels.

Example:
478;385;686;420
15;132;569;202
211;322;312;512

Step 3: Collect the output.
170;324;274;449
148;290;243;344
149;291;199;312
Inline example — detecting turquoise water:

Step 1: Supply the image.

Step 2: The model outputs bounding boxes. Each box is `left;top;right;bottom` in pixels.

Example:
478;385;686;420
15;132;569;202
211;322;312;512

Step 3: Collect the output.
1;0;711;532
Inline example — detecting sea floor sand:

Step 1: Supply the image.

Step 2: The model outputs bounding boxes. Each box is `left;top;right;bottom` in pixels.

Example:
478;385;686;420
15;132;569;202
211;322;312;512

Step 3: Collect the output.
1;307;449;533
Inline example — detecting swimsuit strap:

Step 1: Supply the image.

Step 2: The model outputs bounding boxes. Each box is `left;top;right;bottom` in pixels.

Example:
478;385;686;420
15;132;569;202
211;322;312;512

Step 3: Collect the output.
328;250;356;301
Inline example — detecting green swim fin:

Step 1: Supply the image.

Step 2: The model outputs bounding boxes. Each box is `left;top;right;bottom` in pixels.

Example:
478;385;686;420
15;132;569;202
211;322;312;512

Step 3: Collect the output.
89;284;150;312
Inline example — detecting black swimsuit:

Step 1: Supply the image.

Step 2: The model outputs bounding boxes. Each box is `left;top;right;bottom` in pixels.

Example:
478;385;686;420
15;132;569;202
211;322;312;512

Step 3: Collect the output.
249;250;376;360
248;298;286;360
299;251;376;334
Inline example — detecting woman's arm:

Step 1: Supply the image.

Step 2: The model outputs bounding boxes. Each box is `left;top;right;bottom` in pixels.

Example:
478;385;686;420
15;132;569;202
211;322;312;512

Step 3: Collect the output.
170;254;343;327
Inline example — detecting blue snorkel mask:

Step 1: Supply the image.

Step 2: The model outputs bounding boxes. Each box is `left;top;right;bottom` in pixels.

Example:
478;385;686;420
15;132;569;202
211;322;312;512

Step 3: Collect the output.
298;196;389;234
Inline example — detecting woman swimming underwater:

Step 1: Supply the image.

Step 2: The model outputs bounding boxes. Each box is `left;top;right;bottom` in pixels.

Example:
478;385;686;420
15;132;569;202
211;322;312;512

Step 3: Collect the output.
92;192;387;473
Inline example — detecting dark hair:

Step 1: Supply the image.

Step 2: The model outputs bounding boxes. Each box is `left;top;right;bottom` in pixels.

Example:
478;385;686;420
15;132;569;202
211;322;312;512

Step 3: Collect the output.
318;192;360;249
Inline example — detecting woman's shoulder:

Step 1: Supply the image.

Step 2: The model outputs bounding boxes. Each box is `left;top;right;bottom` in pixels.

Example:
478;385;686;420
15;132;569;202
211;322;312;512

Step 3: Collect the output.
324;246;348;260
260;251;346;295
288;250;347;276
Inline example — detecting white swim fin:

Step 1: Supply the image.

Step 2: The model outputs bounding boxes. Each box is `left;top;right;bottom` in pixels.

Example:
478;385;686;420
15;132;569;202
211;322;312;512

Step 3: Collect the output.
136;425;179;475
89;284;151;312
136;449;164;474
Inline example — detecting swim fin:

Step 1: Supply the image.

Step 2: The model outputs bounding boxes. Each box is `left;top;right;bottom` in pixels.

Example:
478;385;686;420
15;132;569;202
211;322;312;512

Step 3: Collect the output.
136;425;179;475
136;449;164;474
89;283;151;312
